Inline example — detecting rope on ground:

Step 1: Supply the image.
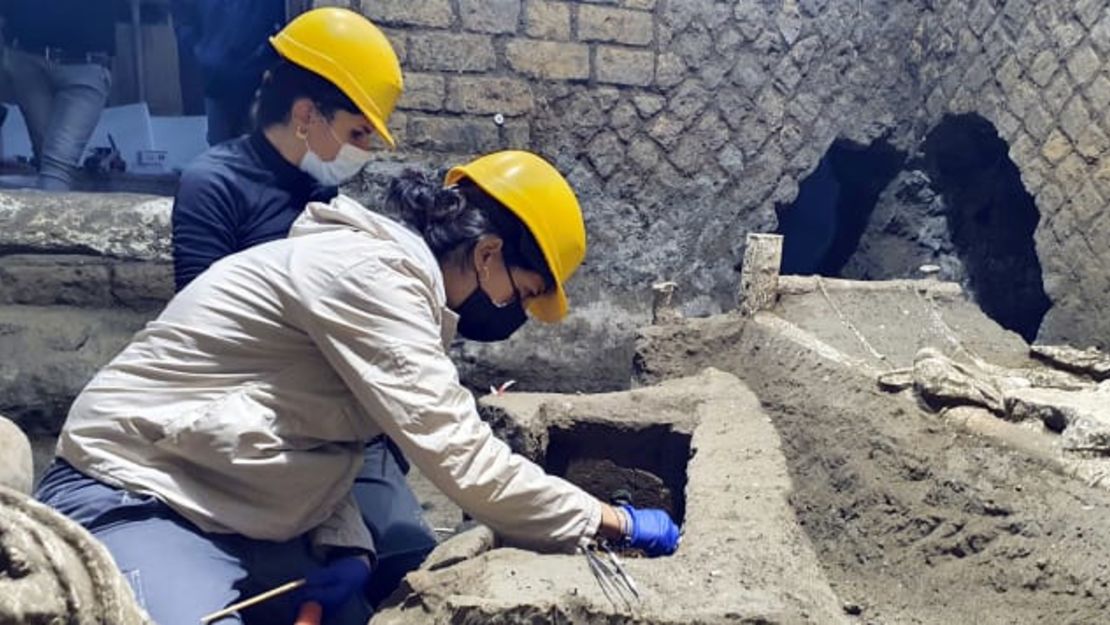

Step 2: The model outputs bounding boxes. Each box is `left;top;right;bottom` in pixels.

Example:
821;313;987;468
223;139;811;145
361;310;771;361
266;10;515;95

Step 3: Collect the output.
913;288;989;368
815;276;892;370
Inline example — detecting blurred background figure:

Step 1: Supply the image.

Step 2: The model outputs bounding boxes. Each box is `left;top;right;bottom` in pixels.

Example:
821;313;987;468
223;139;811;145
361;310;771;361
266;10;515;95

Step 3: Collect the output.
171;0;288;146
0;1;117;191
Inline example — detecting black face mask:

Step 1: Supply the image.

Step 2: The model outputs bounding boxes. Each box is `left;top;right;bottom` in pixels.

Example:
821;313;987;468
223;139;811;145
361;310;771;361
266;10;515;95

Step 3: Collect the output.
454;265;529;342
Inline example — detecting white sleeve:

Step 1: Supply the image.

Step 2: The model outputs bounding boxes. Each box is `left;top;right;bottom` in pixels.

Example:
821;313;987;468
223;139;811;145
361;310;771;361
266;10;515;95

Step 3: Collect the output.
301;255;601;551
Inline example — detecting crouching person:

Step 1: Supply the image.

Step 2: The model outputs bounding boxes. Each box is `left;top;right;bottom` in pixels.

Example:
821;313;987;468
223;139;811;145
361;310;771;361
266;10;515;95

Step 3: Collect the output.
36;150;680;625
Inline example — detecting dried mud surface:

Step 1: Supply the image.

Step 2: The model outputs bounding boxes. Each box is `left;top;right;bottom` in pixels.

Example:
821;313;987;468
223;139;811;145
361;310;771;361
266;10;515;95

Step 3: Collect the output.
636;303;1110;625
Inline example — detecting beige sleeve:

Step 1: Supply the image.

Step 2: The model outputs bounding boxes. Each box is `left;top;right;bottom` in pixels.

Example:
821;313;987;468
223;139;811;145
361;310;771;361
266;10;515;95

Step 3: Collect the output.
309;493;377;559
301;255;602;551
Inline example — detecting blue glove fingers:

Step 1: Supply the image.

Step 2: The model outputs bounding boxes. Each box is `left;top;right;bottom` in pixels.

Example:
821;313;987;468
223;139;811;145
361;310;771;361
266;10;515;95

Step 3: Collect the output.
297;556;371;615
622;506;680;557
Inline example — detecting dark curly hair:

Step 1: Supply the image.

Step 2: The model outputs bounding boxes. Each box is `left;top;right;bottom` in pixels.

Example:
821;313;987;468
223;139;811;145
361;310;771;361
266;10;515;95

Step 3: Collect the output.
386;169;553;287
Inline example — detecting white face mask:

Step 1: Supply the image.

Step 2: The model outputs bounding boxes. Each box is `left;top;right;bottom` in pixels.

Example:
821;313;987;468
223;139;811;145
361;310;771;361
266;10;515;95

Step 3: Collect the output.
298;116;373;186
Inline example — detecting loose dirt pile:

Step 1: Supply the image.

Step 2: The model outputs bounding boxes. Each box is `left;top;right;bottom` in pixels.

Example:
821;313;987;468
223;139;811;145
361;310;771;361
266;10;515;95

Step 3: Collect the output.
635;280;1110;625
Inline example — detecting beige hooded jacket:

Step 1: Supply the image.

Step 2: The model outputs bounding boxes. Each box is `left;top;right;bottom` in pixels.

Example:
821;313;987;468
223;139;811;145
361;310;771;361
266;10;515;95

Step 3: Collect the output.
57;195;601;555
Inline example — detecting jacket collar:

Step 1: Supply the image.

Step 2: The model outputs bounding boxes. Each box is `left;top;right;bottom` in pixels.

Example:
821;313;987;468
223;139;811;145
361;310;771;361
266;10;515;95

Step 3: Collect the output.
290;196;456;335
249;130;335;195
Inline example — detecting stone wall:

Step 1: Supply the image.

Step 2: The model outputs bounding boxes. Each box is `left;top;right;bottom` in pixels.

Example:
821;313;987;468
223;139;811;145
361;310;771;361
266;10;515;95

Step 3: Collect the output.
330;0;1110;354
0;191;173;435
6;1;1110;430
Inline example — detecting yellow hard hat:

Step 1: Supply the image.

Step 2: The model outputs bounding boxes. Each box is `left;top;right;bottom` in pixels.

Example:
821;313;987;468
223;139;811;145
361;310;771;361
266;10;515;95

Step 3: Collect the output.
446;151;587;323
270;8;403;148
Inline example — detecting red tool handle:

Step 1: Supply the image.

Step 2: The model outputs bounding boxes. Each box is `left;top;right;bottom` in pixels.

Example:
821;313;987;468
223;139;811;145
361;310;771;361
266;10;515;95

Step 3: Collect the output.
294;601;323;625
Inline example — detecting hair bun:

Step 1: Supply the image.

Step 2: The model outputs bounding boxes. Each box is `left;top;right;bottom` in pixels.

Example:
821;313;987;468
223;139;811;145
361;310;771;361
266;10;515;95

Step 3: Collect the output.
389;170;465;235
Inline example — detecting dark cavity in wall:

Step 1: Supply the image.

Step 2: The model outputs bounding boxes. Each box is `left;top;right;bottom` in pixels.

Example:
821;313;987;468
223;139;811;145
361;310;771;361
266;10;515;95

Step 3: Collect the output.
544;423;691;526
922;114;1050;343
775;138;905;276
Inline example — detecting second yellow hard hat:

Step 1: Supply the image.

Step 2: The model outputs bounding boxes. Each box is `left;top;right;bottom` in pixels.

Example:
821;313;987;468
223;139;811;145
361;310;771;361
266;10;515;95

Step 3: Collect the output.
270;8;403;148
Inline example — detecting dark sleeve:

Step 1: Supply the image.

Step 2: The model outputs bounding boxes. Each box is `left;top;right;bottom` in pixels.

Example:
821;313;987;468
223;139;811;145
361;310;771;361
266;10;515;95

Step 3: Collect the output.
171;166;239;292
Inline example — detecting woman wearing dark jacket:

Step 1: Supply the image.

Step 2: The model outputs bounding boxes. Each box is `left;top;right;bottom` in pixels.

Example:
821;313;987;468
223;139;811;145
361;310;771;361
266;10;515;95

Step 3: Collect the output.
169;6;427;610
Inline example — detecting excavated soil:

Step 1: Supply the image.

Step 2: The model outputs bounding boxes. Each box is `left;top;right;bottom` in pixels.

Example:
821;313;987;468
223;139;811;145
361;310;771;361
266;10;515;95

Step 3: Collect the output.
635;297;1110;625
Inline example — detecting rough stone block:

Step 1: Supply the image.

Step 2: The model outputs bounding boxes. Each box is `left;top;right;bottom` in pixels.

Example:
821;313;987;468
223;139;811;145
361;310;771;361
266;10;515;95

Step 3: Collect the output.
585;130;625;177
655;52;686;87
1086;74;1110;111
1093;11;1110;53
1060;96;1092;143
670;112;729;175
1044;72;1074;115
111;262;174;309
647;113;685;148
1042;129;1074;163
408;32;496;72
995;56;1023;95
397;73;446;112
1029;49;1060;87
1037;182;1066;213
446;77;533;115
608;100;639;140
718;143;745;176
967;0;996;36
632;93;665;117
578;5;653;45
501;120;532;148
627;135;661;170
0;255;112;307
384;111;408;147
459;0;521;34
380;27;408;63
754;85;786;127
1067;45;1102;85
595;46;654;86
1016;21;1048;66
408;115;500;153
0;306;156;431
0;416;32;494
1075;0;1105;28
1052;17;1085;52
0;192;171;260
1023;100;1053;140
1055;152;1088;195
358;0;454;28
524;0;570;39
622;0;656;8
505;39;589;79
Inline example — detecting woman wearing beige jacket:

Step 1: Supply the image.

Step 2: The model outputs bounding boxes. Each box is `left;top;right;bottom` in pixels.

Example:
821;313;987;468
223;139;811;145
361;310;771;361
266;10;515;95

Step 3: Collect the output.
35;150;680;625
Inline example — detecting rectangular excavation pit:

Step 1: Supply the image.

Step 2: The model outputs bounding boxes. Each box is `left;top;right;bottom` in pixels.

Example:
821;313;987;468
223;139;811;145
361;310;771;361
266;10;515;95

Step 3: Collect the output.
542;422;691;526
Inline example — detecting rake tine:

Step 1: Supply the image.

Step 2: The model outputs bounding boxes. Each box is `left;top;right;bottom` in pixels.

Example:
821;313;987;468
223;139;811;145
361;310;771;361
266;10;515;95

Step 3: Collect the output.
601;542;641;601
581;546;621;608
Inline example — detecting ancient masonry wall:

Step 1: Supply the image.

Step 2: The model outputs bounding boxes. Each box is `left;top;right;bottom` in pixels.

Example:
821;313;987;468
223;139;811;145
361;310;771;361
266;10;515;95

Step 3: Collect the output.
3;1;1110;428
327;0;1110;352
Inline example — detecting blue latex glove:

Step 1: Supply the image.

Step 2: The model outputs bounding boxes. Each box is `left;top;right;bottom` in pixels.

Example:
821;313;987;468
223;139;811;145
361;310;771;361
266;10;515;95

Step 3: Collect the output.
295;555;371;617
621;505;680;557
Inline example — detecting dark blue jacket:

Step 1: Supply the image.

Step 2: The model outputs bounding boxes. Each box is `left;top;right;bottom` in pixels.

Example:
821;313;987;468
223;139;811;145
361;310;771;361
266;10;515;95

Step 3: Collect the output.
171;131;337;291
170;0;284;97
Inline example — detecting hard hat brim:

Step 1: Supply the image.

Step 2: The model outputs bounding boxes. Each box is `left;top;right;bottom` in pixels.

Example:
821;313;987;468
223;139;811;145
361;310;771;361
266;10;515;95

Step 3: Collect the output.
527;283;568;324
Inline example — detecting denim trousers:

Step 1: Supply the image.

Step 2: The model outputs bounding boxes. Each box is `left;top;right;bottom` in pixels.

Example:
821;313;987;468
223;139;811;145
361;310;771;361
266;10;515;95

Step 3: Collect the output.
35;437;438;625
1;48;111;190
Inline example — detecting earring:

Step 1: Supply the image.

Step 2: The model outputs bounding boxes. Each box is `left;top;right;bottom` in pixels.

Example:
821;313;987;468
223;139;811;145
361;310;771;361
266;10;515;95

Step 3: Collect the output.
295;126;308;140
483;267;490;282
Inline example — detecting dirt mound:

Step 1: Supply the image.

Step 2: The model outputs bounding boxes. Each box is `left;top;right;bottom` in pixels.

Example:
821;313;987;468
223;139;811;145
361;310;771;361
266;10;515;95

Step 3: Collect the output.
635;286;1110;624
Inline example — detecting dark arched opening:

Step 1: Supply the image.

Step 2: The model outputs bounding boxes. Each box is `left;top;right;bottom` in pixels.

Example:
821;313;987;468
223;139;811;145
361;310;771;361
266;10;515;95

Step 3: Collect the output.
922;114;1050;343
775;138;905;275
